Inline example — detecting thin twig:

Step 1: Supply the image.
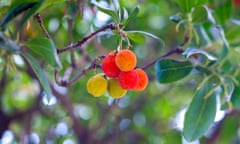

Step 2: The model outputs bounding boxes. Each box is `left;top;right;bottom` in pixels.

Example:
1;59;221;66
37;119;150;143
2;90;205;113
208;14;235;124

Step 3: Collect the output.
68;20;76;67
55;62;100;87
55;55;104;87
57;24;117;54
0;65;7;97
142;48;184;70
142;34;189;70
67;0;83;67
34;13;50;38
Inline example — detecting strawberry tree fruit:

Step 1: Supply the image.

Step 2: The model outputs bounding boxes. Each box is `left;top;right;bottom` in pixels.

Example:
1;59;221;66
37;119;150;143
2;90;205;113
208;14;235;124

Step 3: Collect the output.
108;78;127;99
102;52;121;78
87;74;108;97
133;68;149;91
118;70;139;89
115;49;137;71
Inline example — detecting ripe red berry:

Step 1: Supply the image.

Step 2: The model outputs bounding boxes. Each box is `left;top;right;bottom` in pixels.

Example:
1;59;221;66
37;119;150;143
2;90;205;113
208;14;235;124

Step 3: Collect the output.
133;68;149;91
118;70;139;90
102;53;121;78
233;0;240;6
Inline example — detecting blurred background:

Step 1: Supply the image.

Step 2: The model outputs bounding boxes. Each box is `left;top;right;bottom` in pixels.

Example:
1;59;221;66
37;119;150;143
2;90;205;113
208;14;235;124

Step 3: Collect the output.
0;0;240;144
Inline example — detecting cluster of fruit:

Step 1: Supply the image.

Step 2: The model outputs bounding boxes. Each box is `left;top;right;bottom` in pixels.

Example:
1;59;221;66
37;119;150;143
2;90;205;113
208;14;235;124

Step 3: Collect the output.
87;49;148;99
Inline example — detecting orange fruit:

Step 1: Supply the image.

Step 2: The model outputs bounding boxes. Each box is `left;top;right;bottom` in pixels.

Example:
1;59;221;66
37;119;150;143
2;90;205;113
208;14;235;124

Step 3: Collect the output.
133;68;148;91
115;49;137;71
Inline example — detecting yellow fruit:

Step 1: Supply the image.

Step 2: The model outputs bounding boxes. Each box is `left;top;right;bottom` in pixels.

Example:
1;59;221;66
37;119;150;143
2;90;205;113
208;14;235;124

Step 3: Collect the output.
24;20;37;38
108;78;127;99
87;74;108;97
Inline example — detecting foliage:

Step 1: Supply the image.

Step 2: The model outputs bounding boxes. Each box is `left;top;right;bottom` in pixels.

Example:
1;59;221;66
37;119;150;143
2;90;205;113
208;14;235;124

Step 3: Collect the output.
0;0;240;143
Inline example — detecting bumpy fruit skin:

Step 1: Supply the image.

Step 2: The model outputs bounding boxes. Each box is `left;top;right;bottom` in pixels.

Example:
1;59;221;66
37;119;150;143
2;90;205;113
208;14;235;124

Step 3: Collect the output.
102;53;121;78
87;74;108;97
108;79;127;98
118;70;139;89
134;68;149;91
115;49;137;71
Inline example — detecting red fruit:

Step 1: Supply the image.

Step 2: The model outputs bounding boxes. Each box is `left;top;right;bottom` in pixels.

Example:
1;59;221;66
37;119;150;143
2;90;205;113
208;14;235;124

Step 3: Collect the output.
234;0;240;6
133;68;149;91
118;70;139;89
102;53;121;78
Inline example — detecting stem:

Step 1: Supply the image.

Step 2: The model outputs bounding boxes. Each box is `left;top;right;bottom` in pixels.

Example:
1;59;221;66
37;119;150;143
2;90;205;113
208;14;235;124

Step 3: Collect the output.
58;24;117;54
68;19;76;67
142;33;189;70
142;48;183;70
34;13;50;38
0;65;7;98
67;0;83;68
55;59;101;87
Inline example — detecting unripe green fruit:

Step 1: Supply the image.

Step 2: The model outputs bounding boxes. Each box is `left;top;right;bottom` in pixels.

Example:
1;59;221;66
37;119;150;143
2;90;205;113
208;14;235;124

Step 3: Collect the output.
87;74;108;97
108;79;127;99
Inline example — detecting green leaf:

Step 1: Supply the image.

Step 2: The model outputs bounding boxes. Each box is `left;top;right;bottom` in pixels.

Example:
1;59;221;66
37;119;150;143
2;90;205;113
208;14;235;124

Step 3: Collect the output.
222;77;235;102
174;0;207;13
174;0;193;12
225;22;240;46
123;6;139;27
19;0;44;29
217;117;238;144
21;53;52;101
196;0;208;5
127;30;165;47
231;86;240;109
37;0;65;12
119;7;128;23
192;6;208;23
154;59;193;83
25;37;62;69
220;77;235;110
91;1;119;23
126;30;161;41
183;47;217;61
215;26;229;60
0;2;37;31
195;66;212;75
9;0;39;8
220;42;229;61
183;82;217;141
127;31;145;44
214;0;232;25
194;24;211;45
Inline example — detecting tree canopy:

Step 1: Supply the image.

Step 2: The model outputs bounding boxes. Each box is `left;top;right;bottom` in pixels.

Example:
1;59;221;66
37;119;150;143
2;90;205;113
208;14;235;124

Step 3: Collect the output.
0;0;240;144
